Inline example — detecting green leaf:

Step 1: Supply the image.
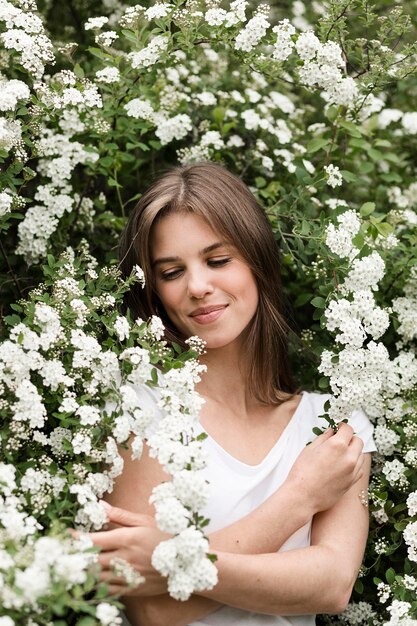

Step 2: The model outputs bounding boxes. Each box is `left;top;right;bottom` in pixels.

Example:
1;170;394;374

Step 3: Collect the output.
108;177;122;188
294;292;313;307
386;568;396;584
375;222;394;237
354;579;364;594
339;120;362;138
75;618;96;626
341;170;357;183
360;202;376;217
311;296;326;308
74;63;85;78
121;29;139;44
306;138;329;153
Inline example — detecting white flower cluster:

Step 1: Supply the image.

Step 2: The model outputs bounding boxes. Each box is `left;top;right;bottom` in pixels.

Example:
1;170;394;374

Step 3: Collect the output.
340;600;377;624
392;268;417;343
1;250;217;605
234;5;270;52
152;526;217;601
205;1;247;28
0;0;54;78
272;19;296;61
0;117;22;152
0;462;96;611
128;35;169;69
96;603;122;626
403;520;417;563
324;163;343;188
16;130;99;262
295;31;359;108
325;209;361;259
141;359;217;599
0;76;30;111
320;232;417;424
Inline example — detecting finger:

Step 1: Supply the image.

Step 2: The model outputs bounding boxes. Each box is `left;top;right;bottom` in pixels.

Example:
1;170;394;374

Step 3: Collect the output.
100;501;154;529
98;551;125;569
309;427;334;447
349;435;364;452
107;584;132;596
89;527;129;550
333;422;354;443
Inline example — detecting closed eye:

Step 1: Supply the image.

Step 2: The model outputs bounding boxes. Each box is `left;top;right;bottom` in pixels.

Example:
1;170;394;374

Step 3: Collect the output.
208;257;231;267
160;268;183;281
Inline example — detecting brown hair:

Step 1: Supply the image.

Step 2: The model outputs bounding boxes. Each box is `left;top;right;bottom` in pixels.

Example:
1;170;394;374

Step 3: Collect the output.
119;162;297;404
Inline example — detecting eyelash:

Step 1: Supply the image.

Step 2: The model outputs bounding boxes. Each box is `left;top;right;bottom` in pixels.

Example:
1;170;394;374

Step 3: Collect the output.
160;258;232;281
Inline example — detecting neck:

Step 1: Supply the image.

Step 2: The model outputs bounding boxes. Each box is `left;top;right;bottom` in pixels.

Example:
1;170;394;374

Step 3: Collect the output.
197;342;255;412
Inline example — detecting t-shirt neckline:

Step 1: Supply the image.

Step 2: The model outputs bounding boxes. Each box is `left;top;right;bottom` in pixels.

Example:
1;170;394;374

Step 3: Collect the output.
200;391;307;471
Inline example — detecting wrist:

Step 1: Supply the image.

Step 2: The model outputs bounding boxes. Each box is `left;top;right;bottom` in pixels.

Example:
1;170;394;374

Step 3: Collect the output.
279;477;316;523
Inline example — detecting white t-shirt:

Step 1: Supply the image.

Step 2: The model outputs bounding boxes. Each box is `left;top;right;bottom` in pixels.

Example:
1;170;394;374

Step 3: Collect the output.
186;391;376;626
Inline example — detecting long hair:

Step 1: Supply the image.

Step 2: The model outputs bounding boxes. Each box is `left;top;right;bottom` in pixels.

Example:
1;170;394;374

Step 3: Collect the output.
119;162;297;404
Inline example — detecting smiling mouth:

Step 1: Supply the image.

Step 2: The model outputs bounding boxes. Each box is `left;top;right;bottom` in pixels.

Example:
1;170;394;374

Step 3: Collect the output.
189;305;228;324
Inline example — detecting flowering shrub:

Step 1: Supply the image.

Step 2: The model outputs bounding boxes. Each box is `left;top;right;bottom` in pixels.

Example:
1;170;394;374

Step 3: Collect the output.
1;0;417;624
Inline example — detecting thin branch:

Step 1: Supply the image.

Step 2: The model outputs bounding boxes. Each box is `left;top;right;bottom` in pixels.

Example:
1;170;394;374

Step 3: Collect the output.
0;236;23;299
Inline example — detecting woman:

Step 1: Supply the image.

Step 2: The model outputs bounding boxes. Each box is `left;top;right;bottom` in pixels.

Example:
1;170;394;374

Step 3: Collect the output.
91;163;375;626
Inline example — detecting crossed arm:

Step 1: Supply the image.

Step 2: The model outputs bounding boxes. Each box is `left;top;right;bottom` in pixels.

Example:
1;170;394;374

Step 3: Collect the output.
92;426;371;626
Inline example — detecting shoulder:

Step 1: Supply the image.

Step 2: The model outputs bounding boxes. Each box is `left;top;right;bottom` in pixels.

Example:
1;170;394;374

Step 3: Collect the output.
299;391;376;453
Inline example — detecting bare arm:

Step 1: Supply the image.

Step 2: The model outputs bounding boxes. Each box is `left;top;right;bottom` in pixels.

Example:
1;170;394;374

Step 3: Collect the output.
96;426;368;625
198;454;371;615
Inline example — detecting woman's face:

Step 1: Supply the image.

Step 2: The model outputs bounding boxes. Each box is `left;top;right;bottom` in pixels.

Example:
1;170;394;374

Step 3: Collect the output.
151;212;259;350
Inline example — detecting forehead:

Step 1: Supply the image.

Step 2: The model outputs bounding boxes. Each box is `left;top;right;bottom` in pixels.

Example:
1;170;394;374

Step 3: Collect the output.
150;212;225;256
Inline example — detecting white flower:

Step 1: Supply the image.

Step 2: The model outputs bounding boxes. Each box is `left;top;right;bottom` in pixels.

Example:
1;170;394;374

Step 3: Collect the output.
124;98;155;122
272;19;296;61
295;30;321;61
0;117;22;152
95;31;118;47
324;163;343;188
155;113;192;145
205;8;228;26
342;252;385;293
96;602;122;626
340;601;377;624
144;3;171;20
407;491;417;516
382;459;408;488
374;424;400;456
96;67;120;83
377;108;403;129
404;521;417;562
235;6;270;52
114;316;130;341
387;600;412;620
128;35;168;69
76;405;101;426
0;78;30;111
0;189;14;217
325;210;361;259
133;264;146;287
85;16;109;30
402;112;417;135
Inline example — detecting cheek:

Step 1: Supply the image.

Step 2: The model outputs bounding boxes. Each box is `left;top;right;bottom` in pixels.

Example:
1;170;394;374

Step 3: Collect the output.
156;283;183;316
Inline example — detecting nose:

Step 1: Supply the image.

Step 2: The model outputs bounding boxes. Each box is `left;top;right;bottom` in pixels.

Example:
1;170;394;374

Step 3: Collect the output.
186;266;214;299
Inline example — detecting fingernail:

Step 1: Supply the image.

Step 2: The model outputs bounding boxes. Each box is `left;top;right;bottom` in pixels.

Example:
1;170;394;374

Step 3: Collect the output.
99;500;111;510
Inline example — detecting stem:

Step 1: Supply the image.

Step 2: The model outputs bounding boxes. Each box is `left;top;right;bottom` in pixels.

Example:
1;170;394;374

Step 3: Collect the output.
114;169;125;218
0;236;23;300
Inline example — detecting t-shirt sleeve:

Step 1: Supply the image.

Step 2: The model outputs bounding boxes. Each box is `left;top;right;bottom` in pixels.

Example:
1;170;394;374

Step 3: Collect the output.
306;392;376;453
348;407;377;453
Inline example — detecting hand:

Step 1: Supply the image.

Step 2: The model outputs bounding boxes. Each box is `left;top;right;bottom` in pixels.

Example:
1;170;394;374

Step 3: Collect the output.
285;423;365;515
89;503;170;597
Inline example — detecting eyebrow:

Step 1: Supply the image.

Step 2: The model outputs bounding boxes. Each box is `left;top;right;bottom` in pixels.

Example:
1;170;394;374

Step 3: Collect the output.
152;242;226;267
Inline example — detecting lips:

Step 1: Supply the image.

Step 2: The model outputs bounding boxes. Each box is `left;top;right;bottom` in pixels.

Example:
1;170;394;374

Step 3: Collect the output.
189;304;228;325
189;304;228;317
